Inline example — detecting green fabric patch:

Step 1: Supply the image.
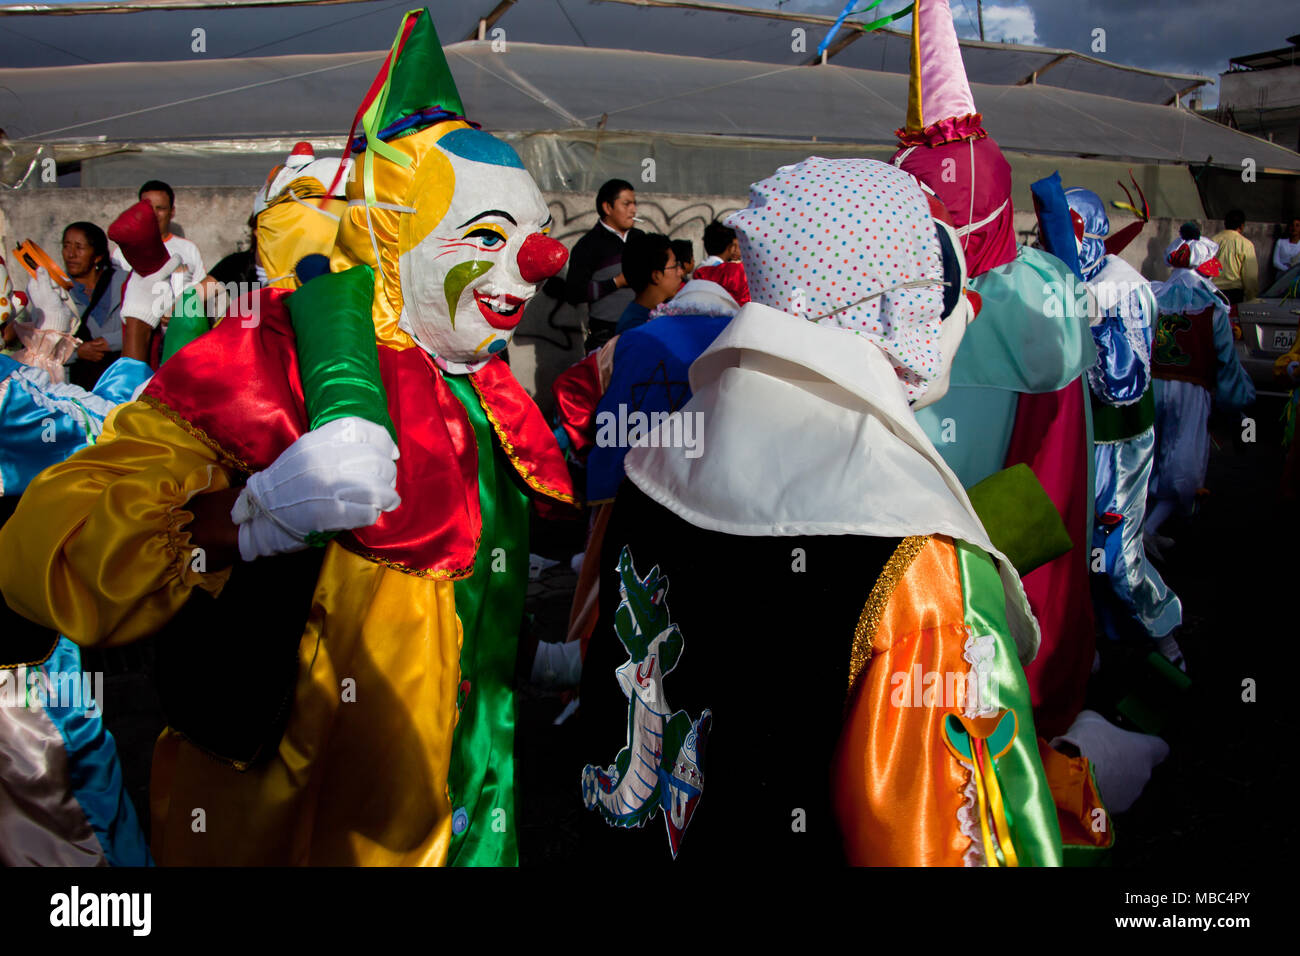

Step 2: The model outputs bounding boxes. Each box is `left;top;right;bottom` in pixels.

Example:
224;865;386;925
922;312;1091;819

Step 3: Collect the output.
967;463;1072;577
1091;387;1154;443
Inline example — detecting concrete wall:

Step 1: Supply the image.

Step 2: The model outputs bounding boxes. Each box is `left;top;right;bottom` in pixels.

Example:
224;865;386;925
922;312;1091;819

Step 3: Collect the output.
0;187;255;278
3;188;1293;415
1220;66;1300;111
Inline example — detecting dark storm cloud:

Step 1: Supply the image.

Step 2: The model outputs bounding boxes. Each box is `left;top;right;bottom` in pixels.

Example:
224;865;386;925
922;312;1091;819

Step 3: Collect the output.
1025;0;1296;78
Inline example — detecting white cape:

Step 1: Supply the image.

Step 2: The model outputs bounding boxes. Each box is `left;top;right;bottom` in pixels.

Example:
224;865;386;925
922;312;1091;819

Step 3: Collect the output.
624;302;1040;662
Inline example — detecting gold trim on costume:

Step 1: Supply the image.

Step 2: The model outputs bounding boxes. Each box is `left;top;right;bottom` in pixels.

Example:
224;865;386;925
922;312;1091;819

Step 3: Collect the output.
140;395;253;475
0;634;60;671
336;533;480;580
466;374;576;504
846;535;931;702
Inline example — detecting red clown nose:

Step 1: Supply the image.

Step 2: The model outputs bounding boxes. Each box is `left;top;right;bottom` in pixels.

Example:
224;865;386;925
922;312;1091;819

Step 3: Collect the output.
517;233;568;283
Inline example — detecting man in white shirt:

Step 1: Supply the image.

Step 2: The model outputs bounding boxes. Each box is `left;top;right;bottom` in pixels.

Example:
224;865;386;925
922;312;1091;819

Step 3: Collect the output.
111;180;208;297
1273;217;1300;275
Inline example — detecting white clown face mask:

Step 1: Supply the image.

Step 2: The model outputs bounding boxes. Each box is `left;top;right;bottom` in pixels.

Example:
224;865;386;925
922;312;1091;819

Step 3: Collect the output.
397;129;567;374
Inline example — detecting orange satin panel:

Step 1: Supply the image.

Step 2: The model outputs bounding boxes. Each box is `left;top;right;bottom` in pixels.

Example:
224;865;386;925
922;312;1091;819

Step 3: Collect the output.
0;401;233;648
150;544;462;866
1037;739;1112;850
832;535;973;866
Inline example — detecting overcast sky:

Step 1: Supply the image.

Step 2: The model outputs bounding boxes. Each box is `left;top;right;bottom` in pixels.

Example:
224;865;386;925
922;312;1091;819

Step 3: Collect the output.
745;0;1298;104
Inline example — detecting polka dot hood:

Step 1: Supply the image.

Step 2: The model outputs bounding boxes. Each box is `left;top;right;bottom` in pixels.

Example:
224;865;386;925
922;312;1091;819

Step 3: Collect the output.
726;157;950;402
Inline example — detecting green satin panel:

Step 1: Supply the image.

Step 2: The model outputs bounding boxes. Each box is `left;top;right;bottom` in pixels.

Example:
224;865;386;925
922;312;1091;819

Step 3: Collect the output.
957;246;1097;392
160;289;209;363
956;541;1063;867
1091;385;1155;443
443;373;529;867
286;265;397;443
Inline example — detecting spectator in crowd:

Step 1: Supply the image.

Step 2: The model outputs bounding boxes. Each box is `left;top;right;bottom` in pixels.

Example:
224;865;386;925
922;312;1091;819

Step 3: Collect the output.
698;219;741;267
671;238;695;280
1210;209;1259;304
693;219;750;305
1273;216;1300;275
565;178;642;351
62;221;126;389
111;180;208;297
614;232;683;335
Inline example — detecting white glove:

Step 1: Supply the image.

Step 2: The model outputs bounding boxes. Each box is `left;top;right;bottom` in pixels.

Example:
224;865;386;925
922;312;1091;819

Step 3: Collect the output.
121;254;181;329
531;640;584;690
26;267;78;334
231;416;401;562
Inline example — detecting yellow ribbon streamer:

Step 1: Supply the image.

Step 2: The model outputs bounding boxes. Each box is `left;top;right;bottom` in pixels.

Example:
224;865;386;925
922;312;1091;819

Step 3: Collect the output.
979;741;1020;867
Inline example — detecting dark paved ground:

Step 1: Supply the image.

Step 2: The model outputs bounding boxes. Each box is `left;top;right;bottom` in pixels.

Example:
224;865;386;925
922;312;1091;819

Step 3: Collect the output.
1089;397;1289;868
91;399;1289;867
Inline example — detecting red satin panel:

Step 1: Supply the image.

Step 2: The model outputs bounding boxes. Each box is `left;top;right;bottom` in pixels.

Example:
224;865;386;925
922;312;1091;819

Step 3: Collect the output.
550;352;604;459
1005;381;1095;738
145;287;307;472
348;344;481;575
144;289;572;577
472;356;575;505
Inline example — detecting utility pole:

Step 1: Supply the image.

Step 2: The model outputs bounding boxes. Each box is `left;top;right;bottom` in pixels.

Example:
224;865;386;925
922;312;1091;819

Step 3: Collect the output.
977;0;985;41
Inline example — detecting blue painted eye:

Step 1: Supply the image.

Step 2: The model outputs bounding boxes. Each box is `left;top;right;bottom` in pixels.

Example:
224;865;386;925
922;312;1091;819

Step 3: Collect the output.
466;228;505;248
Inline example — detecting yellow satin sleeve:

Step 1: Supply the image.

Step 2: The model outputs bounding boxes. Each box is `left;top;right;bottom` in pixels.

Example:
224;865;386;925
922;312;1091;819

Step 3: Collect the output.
0;400;233;648
150;544;461;866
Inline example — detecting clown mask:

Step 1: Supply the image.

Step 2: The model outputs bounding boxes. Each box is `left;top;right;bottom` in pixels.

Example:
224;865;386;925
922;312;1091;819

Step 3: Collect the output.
396;129;566;375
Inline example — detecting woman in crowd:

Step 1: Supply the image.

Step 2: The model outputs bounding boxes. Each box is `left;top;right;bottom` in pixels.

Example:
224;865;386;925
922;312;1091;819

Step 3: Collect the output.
61;221;126;388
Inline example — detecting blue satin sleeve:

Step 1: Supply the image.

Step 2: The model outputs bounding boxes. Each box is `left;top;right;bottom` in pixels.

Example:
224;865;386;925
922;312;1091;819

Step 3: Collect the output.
0;356;150;496
1210;307;1256;410
1088;312;1149;406
90;357;152;406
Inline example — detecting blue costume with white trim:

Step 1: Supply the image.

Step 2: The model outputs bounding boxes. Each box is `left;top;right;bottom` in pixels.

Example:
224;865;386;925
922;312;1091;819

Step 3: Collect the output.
0;354;153;866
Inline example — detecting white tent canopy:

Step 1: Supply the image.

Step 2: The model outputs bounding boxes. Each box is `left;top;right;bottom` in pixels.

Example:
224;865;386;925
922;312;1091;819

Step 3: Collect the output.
3;40;1293;171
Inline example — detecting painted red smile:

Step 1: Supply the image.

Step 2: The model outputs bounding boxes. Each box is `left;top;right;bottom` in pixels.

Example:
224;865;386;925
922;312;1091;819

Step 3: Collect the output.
473;290;527;329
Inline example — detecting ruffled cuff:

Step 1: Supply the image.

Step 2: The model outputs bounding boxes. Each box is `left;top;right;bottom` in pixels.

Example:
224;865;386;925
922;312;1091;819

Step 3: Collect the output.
895;113;988;147
163;464;235;599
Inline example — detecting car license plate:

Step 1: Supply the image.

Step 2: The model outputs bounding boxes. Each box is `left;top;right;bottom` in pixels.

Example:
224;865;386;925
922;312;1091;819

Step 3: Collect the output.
1273;328;1297;351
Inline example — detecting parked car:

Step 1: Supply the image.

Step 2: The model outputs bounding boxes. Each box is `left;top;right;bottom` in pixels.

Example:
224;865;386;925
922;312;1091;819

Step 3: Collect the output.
1235;264;1300;397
